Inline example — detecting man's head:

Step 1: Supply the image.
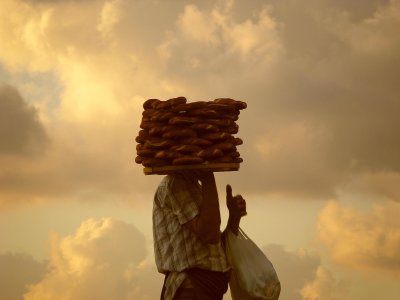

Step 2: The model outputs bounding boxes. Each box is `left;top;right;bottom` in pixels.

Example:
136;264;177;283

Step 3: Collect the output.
177;170;213;184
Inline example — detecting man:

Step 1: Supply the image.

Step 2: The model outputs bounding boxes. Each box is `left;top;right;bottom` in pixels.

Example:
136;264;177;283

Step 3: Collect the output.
153;171;247;300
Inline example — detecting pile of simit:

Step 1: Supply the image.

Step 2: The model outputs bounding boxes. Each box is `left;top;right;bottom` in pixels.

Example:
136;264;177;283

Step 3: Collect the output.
135;97;247;167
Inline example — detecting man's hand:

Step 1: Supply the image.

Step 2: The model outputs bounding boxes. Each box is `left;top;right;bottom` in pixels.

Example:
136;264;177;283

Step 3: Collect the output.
226;184;247;218
226;184;246;235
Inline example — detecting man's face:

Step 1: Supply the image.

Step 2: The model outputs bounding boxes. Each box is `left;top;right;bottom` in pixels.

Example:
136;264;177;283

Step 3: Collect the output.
179;170;214;185
179;171;203;184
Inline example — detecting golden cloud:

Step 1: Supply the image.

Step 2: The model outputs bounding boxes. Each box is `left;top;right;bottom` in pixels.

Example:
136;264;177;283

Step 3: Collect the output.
25;218;160;300
316;201;400;275
301;266;345;300
0;253;47;300
262;244;320;300
1;0;400;206
0;84;49;156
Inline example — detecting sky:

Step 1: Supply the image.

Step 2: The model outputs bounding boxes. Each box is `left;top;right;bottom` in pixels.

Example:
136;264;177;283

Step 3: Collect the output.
0;0;399;299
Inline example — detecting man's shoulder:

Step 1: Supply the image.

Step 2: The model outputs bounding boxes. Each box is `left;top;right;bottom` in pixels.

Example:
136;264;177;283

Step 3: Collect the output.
155;174;180;203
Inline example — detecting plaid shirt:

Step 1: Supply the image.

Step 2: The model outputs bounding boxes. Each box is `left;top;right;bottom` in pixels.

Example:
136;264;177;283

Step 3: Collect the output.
153;174;229;300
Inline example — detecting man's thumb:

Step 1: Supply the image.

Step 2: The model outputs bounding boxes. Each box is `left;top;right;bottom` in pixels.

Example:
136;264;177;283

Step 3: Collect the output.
226;184;233;199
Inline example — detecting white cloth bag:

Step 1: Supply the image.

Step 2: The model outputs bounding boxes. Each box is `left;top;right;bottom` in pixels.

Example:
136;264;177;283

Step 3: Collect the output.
224;228;281;300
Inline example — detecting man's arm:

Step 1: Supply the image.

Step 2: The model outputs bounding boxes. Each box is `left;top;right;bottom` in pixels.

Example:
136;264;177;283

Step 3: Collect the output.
225;184;247;235
183;172;222;244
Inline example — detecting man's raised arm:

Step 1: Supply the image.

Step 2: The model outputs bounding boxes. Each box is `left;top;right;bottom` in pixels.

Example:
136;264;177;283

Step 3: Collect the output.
225;184;247;235
183;172;222;244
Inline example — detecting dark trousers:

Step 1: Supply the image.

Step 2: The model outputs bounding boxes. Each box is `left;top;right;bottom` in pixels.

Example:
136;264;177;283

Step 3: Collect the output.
173;287;196;299
161;268;229;300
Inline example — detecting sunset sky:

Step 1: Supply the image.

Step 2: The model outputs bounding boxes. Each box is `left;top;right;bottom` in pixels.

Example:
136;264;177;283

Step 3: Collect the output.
1;0;400;299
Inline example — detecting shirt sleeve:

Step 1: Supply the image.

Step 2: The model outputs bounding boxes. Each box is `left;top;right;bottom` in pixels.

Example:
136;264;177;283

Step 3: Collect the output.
167;175;200;224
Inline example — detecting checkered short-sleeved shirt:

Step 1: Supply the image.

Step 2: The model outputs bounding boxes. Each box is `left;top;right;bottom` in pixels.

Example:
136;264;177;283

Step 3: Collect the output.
153;174;229;300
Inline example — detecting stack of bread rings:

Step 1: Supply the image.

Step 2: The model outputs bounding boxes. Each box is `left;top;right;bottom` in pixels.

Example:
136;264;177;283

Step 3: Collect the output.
135;96;246;168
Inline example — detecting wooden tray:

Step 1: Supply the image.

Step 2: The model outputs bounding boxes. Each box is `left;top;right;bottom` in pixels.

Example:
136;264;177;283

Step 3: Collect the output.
143;162;240;175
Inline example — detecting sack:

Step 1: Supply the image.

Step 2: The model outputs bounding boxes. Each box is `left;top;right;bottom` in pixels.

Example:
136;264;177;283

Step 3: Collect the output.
224;228;281;300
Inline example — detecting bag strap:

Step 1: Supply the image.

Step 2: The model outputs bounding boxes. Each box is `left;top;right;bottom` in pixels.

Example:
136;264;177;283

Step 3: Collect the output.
238;227;250;240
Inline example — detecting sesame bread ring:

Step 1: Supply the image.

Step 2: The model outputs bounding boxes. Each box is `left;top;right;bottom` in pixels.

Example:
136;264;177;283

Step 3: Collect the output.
144;138;176;149
233;157;244;163
196;148;224;158
212;142;235;152
190;123;220;132
154;97;187;110
180;137;213;147
171;103;190;112
189;108;219;118
207;118;233;127
166;96;187;106
172;156;204;165
234;100;247;110
213;98;236;105
135;156;143;164
141;116;151;122
140;120;164;130
225;150;240;158
201;132;231;141
213;98;247;110
162;128;197;139
154;150;183;160
142;158;169;167
137;148;158;157
169;116;201;126
150;111;175;122
170;144;202;153
226;136;243;146
149;125;181;136
207;103;237;113
142;108;157;117
148;126;165;136
135;130;150;143
220;112;239;121
185;101;208;110
210;156;234;163
143;99;161;109
225;124;239;134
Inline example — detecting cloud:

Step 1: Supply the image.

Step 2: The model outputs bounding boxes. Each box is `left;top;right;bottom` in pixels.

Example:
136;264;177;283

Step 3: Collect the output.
300;266;345;300
259;244;347;300
20;218;336;300
25;218;162;300
160;1;282;86
157;0;400;199
316;201;400;275
0;253;47;300
341;171;400;202
0;0;400;205
325;0;391;21
0;0;189;208
238;0;400;198
177;5;219;46
0;84;48;156
261;244;320;300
